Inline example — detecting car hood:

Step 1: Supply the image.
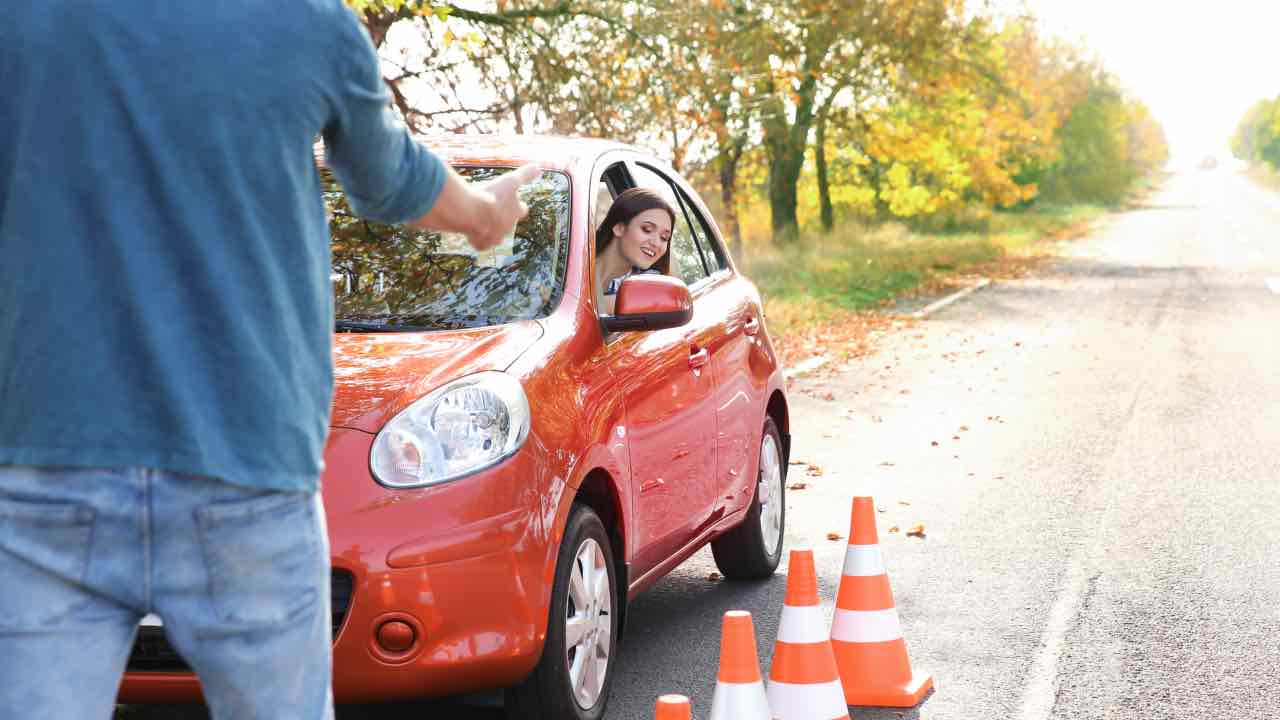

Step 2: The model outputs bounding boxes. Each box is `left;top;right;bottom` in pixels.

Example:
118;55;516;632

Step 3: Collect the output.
329;320;544;433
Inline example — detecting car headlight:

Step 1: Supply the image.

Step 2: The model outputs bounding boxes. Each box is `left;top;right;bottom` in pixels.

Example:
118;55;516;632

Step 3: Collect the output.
370;371;531;488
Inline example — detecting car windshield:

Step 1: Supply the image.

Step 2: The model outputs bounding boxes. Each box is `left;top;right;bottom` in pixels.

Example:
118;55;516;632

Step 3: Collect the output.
324;167;571;331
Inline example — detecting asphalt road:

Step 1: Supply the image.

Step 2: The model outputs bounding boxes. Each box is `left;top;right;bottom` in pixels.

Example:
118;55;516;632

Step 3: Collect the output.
120;167;1280;719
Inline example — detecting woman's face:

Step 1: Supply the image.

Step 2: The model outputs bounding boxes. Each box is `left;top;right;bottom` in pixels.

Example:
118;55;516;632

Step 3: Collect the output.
611;208;672;270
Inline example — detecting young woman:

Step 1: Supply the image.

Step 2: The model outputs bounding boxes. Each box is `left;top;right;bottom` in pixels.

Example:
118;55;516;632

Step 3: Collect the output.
594;187;676;315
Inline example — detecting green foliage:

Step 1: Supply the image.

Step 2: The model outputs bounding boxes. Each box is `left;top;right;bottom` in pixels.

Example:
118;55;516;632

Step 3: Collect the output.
1232;97;1280;169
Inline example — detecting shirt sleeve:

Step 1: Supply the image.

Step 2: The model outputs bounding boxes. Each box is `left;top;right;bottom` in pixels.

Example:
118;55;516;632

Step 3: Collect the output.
321;8;447;225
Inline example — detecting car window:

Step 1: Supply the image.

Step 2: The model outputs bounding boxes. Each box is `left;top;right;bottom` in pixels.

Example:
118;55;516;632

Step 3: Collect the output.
594;181;614;236
323;167;571;330
628;163;709;286
670;184;726;273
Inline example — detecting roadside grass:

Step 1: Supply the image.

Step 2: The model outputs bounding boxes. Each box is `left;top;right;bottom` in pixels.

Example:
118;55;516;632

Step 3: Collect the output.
741;202;1108;360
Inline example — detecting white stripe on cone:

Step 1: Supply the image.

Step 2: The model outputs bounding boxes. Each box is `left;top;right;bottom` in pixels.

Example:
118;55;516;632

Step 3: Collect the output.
842;544;885;577
831;608;903;643
776;604;829;644
709;680;771;720
765;678;848;720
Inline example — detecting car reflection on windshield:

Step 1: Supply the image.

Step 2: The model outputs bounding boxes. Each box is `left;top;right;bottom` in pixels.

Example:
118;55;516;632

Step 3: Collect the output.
324;167;570;331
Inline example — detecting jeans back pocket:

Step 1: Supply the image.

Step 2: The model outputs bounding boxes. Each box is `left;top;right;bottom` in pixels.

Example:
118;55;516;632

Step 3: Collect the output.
195;491;322;629
0;497;95;628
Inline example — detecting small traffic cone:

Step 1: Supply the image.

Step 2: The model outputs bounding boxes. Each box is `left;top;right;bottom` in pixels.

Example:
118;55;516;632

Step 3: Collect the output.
766;549;850;720
654;694;692;720
831;496;933;707
709;611;771;720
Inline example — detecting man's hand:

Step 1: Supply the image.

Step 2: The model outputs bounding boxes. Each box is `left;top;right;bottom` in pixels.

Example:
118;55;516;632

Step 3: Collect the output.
410;164;542;251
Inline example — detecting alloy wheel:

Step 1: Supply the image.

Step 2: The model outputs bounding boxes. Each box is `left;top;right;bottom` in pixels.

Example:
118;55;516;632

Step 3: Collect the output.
564;537;612;709
757;432;784;554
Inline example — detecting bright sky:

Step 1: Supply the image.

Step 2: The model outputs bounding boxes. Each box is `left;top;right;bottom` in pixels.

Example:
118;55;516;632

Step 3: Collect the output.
1026;0;1280;168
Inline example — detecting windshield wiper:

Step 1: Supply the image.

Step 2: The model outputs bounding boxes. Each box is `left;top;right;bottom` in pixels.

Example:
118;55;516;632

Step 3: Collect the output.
334;320;408;332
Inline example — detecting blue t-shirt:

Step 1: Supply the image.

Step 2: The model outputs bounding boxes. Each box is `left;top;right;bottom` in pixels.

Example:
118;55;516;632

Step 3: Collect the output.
0;1;447;491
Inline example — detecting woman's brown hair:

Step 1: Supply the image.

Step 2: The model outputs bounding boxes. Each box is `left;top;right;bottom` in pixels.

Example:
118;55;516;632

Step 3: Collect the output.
594;187;675;275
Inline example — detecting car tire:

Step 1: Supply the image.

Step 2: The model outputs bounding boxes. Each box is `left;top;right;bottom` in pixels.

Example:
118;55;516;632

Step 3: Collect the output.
711;416;786;580
505;503;618;720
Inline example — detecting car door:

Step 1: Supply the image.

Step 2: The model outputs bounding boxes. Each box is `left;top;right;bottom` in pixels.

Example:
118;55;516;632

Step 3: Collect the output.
658;172;764;520
599;159;720;576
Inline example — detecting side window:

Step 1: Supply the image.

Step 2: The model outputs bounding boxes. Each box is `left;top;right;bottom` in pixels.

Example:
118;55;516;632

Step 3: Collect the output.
671;185;727;273
594;181;614;236
629;163;709;286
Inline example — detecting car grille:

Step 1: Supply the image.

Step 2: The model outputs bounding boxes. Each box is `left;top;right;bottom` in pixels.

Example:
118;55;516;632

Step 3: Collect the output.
126;569;355;673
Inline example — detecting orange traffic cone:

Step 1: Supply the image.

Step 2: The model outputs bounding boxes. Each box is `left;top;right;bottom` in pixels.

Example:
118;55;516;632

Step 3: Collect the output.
831;496;933;707
766;549;850;720
654;694;692;720
709;611;771;720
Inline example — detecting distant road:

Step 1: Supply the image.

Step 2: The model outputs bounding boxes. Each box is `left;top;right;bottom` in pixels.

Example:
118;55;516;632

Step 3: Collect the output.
121;167;1280;719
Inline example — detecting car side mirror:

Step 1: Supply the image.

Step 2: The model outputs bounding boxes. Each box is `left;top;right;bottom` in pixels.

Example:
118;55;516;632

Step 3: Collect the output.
600;275;692;333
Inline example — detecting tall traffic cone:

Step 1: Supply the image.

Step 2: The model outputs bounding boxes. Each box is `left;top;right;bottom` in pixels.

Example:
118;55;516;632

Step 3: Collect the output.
654;694;692;720
831;496;933;707
766;549;850;720
709;611;771;720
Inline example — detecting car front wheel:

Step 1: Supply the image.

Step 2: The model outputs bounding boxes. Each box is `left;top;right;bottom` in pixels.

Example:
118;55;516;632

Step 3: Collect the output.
506;503;618;720
711;416;786;579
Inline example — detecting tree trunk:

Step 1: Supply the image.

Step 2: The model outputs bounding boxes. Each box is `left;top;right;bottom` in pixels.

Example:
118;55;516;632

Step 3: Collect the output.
717;137;745;260
816;111;833;232
762;73;819;243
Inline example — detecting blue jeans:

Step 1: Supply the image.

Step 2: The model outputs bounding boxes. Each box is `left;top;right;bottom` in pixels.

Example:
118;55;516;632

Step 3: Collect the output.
0;466;334;719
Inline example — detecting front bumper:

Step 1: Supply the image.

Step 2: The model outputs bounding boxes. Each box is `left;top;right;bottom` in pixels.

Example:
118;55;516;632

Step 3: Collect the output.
118;428;556;704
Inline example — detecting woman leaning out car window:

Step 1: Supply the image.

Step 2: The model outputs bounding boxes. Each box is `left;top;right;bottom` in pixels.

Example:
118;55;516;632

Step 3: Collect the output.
593;187;675;315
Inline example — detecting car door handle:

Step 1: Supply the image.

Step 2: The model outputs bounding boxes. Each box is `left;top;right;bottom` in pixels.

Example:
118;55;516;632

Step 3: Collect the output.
743;317;760;336
688;347;710;369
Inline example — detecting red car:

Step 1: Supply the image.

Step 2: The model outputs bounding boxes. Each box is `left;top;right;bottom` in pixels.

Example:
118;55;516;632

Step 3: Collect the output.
119;135;791;719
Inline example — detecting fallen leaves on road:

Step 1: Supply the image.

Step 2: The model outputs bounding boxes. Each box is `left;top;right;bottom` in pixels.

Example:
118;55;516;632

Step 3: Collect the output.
788;459;807;466
906;524;926;539
898;500;911;506
788;482;808;490
888;525;901;534
930;441;939;447
879;461;895;467
826;532;843;541
805;464;824;477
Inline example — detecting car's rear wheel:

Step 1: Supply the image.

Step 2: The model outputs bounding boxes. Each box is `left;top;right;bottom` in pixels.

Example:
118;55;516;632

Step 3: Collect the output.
506;503;618;720
711;416;785;580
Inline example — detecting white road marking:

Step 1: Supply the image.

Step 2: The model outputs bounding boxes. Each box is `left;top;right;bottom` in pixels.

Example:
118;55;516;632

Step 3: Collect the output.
1267;278;1280;295
913;278;992;319
140;613;164;627
784;355;829;380
1016;558;1090;719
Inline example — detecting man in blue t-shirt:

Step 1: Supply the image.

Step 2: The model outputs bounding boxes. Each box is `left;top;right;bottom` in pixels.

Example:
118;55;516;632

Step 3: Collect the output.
0;3;537;718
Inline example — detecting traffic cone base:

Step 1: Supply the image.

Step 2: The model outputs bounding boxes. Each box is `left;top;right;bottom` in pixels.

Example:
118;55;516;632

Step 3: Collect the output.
831;497;934;708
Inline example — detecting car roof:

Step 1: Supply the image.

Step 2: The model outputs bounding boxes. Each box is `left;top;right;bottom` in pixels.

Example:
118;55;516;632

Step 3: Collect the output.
420;134;640;171
315;134;647;174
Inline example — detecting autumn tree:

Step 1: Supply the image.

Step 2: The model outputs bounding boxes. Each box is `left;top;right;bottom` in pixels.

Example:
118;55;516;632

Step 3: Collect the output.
1232;97;1280;169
